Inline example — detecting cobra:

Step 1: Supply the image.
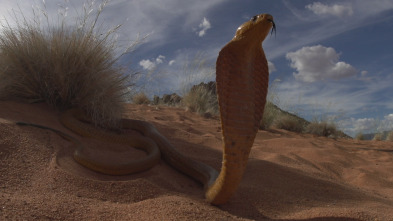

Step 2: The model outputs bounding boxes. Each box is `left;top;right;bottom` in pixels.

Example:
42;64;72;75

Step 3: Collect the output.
20;14;275;205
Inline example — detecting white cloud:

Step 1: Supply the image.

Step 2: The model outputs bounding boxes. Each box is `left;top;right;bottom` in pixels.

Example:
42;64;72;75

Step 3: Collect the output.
272;1;393;60
139;59;156;71
139;55;166;70
168;60;175;66
306;2;353;18
155;55;165;64
268;61;276;73
286;45;357;82
341;118;378;134
275;72;393;118
381;114;393;130
339;114;393;136
196;17;211;37
385;114;393;121
2;0;225;52
270;72;393;137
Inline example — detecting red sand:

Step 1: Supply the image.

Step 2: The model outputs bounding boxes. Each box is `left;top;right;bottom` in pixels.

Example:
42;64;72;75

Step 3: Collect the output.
1;101;392;220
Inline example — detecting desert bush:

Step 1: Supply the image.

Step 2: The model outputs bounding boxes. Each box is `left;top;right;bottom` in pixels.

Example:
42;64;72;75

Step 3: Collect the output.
260;101;279;130
386;131;393;141
0;0;138;129
132;92;150;105
305;121;337;137
355;132;364;140
161;93;183;106
373;133;383;141
177;52;216;116
182;86;218;116
273;114;305;133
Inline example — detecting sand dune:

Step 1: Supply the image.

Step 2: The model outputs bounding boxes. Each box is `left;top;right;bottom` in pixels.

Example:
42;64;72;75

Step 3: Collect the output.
1;101;392;220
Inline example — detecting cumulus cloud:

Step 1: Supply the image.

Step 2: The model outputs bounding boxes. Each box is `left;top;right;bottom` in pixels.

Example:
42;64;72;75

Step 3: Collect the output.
196;17;211;37
382;114;393;130
139;59;155;71
139;55;166;71
168;60;176;66
268;61;276;73
286;45;357;82
339;114;393;136
306;2;353;18
344;118;378;133
155;55;165;64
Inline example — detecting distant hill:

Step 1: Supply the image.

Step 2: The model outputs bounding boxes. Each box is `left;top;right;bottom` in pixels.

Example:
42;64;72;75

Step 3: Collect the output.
154;81;351;139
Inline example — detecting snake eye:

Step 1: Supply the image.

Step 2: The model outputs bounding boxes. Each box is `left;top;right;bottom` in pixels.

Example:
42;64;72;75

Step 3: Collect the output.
251;15;258;22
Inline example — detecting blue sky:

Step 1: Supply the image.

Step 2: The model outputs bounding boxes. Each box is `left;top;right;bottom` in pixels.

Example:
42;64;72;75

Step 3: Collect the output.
1;0;393;136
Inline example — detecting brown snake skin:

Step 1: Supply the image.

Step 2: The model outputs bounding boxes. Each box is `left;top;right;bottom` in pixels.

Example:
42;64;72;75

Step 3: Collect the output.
206;14;274;204
18;14;274;205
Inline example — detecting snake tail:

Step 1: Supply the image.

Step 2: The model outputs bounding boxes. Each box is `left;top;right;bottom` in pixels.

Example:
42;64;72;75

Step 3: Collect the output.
60;109;161;175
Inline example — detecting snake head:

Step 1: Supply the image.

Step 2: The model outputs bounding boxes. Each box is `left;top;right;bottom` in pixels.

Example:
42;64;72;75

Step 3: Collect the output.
234;14;275;42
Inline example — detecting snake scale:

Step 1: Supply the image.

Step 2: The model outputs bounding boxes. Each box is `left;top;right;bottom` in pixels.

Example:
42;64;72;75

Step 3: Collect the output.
17;14;275;205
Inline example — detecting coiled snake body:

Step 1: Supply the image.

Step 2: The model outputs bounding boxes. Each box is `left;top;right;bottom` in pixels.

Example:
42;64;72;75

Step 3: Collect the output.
19;14;275;205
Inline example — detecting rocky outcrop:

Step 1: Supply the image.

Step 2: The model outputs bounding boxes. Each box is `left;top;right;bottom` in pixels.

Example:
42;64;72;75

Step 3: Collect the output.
190;81;216;95
151;81;217;107
153;93;182;106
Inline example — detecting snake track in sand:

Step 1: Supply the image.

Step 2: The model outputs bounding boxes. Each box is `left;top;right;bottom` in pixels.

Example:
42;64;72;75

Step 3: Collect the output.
18;14;275;205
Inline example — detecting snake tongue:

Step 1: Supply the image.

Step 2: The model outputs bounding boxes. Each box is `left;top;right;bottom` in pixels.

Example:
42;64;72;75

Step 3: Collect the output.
268;19;276;36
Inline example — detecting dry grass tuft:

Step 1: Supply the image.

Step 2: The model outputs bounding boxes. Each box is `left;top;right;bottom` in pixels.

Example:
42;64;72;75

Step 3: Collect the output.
0;1;137;129
132;93;151;105
305;121;337;137
260;101;280;130
182;86;218;117
355;132;365;140
273;114;305;133
373;133;383;141
386;131;393;141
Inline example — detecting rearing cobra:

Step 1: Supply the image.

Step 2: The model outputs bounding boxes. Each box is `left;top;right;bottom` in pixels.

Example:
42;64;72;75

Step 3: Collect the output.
19;14;275;205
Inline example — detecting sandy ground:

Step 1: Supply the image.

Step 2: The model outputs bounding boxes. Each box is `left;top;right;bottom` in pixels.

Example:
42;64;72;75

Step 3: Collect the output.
1;101;392;220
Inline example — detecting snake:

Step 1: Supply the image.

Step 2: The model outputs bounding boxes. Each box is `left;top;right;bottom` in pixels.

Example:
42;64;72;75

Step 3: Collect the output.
17;14;275;205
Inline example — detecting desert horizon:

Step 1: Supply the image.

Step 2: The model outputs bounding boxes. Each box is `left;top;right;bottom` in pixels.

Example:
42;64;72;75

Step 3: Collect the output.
0;1;392;220
1;101;392;220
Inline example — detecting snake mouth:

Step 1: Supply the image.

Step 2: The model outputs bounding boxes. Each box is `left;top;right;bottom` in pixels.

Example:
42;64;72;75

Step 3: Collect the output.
267;19;276;37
